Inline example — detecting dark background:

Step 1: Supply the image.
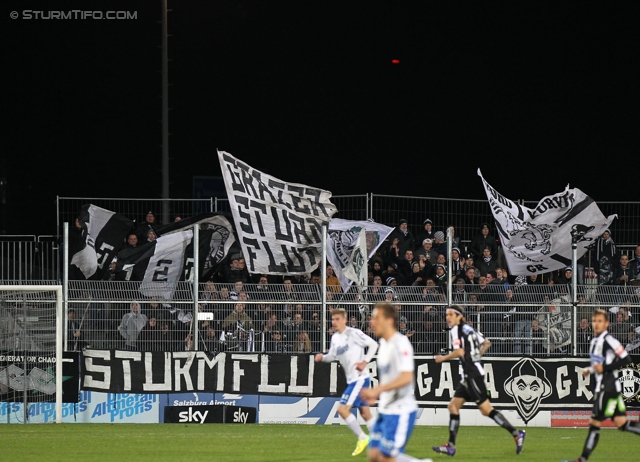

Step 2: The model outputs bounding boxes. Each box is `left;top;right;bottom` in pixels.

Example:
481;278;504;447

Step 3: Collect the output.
3;1;639;236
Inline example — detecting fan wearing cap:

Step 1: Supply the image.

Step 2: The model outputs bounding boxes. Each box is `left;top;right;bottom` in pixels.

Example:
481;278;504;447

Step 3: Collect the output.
415;218;435;250
469;222;498;263
387;219;415;258
432;230;447;255
415;238;439;266
555;266;574;286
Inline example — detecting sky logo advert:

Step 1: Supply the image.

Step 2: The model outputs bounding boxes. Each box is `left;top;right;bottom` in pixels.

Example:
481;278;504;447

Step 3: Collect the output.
178;407;209;424
232;408;249;423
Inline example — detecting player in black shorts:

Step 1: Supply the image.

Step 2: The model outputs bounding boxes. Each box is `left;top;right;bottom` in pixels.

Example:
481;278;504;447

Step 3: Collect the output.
432;305;525;457
561;308;640;462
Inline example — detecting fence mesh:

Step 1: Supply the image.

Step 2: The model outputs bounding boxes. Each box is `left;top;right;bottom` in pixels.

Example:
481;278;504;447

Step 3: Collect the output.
57;197;214;234
0;285;61;424
63;280;640;357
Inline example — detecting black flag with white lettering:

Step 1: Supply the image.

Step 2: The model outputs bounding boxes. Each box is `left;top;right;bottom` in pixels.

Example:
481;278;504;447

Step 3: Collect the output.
115;213;236;298
69;204;133;280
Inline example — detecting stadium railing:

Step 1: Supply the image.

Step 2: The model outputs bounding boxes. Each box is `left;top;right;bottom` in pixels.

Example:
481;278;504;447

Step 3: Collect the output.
52;280;640;357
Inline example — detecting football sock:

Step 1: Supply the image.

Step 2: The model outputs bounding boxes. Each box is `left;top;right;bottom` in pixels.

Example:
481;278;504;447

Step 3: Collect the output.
621;421;640;435
345;414;367;440
488;409;519;437
448;414;460;446
580;424;600;461
366;417;376;431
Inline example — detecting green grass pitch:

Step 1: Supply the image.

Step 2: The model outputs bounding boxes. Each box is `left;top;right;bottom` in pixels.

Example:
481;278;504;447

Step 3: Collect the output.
0;424;636;461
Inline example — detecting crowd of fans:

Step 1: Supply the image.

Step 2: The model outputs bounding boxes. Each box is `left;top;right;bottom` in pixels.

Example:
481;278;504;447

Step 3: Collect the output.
68;214;640;358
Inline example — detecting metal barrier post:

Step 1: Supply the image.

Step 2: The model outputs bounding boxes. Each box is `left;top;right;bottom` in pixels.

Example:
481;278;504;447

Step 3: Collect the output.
447;226;453;305
63;223;69;353
193;223;200;350
546;312;551;357
322;225;327;352
571;233;578;357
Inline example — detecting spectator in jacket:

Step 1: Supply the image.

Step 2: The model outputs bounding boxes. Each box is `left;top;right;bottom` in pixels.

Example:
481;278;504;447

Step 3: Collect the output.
630;245;640;275
221;255;251;283
477;246;499;277
576;317;592;356
463;266;478;285
136;211;157;242
396;249;416;282
326;265;341;293
67;309;82;351
614;254;637;286
387;219;415;257
139;316;162;351
125;233;139;249
432;231;447;255
415;239;439;265
119;301;148;350
530;319;545;356
415;218;435;250
469;222;499;262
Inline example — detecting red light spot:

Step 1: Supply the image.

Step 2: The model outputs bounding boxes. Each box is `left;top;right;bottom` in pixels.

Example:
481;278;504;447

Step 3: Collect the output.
391;59;400;65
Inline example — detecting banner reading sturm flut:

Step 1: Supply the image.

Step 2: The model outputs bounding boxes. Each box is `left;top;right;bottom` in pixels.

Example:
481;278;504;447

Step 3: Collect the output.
80;351;640;423
478;169;616;275
218;150;338;275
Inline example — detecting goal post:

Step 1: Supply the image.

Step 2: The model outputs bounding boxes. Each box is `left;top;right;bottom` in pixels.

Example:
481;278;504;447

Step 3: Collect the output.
0;284;63;424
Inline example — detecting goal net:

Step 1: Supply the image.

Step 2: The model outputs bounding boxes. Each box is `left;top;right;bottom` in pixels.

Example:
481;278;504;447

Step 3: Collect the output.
0;285;63;424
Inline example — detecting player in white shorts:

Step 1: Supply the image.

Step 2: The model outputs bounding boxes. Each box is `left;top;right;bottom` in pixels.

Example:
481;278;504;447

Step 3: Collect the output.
316;308;379;456
360;302;432;462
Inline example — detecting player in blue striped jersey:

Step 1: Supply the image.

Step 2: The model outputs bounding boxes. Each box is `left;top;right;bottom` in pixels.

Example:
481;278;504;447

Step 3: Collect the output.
562;308;640;462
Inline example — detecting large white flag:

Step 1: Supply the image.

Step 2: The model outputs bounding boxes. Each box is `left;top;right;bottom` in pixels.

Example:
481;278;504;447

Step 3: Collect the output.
218;150;337;275
327;219;394;292
342;228;368;290
478;169;616;275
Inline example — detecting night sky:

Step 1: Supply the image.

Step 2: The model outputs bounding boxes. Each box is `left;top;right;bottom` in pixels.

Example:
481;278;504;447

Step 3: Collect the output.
4;1;639;236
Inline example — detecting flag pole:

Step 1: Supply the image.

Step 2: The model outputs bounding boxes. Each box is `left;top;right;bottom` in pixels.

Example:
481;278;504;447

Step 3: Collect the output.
322;225;327;352
571;231;578;357
447;226;453;306
193;223;200;351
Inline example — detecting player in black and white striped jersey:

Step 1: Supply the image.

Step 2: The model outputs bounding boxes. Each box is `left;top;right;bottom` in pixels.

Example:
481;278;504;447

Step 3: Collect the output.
562;308;640;462
432;305;525;457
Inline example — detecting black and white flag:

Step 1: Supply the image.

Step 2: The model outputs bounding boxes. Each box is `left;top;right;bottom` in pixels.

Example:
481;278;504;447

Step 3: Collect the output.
116;213;236;299
478;170;616;275
218;150;337;275
341;228;368;290
69;204;132;280
327;219;393;292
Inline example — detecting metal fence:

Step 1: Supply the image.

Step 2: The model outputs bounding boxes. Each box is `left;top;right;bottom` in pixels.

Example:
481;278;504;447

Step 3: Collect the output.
56;197;215;233
0;285;62;423
0;236;58;281
62;280;640;357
